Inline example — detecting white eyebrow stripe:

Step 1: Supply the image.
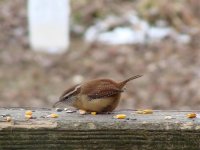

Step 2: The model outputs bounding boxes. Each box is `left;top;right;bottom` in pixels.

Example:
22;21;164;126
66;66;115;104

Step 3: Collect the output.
62;84;81;99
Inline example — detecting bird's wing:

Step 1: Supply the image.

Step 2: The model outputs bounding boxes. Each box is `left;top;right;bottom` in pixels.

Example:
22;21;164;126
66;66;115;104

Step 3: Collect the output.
87;83;123;100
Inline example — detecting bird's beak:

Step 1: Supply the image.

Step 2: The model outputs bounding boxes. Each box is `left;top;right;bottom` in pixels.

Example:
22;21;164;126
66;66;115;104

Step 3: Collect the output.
122;87;127;92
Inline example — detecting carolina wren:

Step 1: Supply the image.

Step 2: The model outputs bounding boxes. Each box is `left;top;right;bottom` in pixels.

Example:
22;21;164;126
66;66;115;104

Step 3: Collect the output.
53;75;142;113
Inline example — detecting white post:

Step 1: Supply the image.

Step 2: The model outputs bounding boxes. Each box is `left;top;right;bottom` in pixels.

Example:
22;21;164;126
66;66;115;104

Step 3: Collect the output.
28;0;70;53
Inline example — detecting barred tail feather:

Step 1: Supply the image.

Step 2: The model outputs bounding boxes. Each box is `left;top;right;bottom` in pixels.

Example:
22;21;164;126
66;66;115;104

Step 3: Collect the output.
118;75;143;88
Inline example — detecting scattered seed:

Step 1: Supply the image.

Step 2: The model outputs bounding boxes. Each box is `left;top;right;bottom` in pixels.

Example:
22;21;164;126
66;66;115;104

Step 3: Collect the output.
136;110;144;114
187;113;196;118
66;110;76;113
25;110;33;116
64;108;69;111
136;109;153;114
91;112;97;115
6;116;12;122
79;110;87;115
114;114;126;119
164;116;173;120
50;114;59;118
143;109;153;114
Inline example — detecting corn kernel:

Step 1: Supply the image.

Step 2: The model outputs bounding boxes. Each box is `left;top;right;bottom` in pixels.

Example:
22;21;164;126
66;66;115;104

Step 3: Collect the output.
50;113;59;118
25;110;33;115
25;114;32;119
136;109;153;114
114;114;126;119
6;116;12;122
187;113;196;118
143;109;153;114
91;112;97;115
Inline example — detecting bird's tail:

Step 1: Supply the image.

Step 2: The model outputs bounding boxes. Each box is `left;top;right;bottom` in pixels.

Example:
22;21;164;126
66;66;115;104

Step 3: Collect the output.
118;75;143;88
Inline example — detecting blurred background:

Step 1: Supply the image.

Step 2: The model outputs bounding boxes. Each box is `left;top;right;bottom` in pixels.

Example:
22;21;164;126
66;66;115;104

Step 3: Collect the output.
0;0;200;110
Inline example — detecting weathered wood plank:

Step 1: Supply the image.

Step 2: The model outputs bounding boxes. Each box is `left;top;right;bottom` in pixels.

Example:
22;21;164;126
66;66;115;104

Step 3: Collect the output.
0;108;200;149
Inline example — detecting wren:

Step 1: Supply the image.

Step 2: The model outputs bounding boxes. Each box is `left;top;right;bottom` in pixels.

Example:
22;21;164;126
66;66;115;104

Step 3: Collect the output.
53;75;142;113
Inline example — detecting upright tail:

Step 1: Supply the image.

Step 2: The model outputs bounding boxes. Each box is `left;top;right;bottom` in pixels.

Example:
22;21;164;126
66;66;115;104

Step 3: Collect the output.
118;75;143;88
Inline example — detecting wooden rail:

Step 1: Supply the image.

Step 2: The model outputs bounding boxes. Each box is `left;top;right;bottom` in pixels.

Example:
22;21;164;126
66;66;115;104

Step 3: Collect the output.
0;108;200;149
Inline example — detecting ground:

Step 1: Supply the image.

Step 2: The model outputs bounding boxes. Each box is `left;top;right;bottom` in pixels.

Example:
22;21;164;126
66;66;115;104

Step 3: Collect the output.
0;0;200;110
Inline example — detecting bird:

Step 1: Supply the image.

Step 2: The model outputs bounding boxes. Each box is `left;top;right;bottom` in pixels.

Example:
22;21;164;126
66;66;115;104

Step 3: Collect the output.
53;75;142;113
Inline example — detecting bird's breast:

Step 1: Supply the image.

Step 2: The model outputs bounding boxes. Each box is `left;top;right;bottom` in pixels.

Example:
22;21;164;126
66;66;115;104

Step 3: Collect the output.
73;94;121;112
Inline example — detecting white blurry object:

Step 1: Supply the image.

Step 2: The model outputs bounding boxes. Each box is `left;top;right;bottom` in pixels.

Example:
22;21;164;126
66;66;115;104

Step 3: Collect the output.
147;27;172;40
175;34;191;44
98;27;146;45
84;15;121;42
84;26;100;43
28;0;70;53
84;13;191;45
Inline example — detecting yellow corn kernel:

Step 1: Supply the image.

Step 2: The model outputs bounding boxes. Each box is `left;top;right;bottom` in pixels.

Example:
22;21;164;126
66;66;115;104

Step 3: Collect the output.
114;114;126;119
25;114;32;119
6;116;12;122
187;113;196;118
91;112;97;115
136;109;153;114
50;113;59;118
25;110;33;115
143;109;153;114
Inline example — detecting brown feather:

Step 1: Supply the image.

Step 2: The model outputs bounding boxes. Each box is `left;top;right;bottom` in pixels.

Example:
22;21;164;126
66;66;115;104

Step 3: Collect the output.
118;75;143;88
81;79;122;100
59;84;81;101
